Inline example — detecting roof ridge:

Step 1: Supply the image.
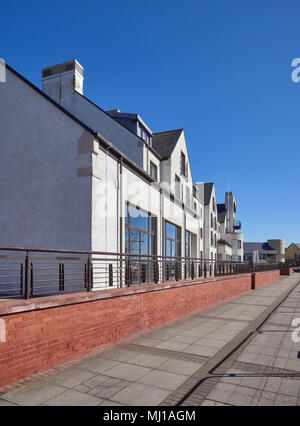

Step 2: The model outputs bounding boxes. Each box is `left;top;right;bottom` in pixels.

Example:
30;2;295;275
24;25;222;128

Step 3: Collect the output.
153;128;183;135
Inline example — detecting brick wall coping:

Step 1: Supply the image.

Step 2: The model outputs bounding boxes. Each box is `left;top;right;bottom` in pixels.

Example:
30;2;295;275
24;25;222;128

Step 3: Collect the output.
254;270;278;275
0;273;252;316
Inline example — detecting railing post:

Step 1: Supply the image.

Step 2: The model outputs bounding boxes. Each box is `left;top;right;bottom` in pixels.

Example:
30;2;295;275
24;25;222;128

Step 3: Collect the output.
154;260;159;284
109;263;113;287
87;257;92;292
25;252;32;299
59;263;65;292
166;262;169;281
191;262;195;280
125;260;130;287
204;262;207;278
175;261;179;281
20;263;24;296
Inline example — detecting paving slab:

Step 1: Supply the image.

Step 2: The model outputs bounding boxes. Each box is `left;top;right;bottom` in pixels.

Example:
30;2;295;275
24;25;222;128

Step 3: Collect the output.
157;359;202;376
137;370;187;391
109;383;170;406
75;357;120;374
41;368;95;388
44;389;103;406
103;363;151;381
0;381;65;406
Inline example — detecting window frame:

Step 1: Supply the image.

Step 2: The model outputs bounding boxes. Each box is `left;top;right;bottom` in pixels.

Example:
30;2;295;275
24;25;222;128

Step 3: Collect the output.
125;202;157;256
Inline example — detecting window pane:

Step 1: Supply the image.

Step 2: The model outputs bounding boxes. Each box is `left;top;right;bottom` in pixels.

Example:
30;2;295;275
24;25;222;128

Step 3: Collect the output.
150;235;156;255
140;232;148;256
166;222;176;239
166;240;171;257
150;216;157;233
150;162;158;181
129;205;148;230
175;240;181;257
125;203;129;224
125;228;130;253
130;230;140;255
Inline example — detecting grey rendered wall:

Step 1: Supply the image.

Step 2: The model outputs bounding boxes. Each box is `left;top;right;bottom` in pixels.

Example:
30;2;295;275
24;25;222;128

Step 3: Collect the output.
0;69;93;250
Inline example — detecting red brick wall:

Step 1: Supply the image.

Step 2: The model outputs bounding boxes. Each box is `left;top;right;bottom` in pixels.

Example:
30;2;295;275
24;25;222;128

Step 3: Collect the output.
252;270;281;289
280;268;294;276
0;273;255;387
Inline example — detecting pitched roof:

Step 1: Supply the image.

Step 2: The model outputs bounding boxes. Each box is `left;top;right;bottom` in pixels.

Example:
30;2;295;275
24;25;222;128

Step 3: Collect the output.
217;203;226;223
293;243;300;250
5;64;157;185
204;183;214;205
244;242;278;255
152;129;183;159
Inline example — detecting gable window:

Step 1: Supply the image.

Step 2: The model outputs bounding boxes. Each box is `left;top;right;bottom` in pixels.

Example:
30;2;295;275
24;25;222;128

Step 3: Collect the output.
175;175;181;199
150;161;158;181
181;152;186;177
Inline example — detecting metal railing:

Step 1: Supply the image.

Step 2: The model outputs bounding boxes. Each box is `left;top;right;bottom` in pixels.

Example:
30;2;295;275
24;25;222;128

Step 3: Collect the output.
280;260;300;268
0;246;280;300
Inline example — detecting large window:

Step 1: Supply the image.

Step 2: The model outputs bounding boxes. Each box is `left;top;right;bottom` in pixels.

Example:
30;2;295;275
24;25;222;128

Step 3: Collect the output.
125;203;156;256
165;221;181;257
185;231;191;258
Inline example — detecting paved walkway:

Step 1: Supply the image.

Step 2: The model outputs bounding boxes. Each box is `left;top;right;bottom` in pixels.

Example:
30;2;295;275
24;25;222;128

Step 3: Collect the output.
0;275;300;406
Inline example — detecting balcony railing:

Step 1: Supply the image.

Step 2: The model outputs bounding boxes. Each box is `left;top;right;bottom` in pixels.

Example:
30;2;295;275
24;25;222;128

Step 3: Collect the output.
0;246;281;300
233;220;241;230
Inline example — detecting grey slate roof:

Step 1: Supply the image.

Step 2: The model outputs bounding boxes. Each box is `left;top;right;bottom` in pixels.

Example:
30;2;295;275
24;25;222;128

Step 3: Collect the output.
293;243;300;249
204;183;214;206
244;242;278;255
217;204;226;223
152;129;183;159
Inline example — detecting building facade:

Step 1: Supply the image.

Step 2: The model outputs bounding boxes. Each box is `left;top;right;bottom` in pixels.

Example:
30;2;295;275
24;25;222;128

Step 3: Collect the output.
217;192;244;261
0;59;245;289
244;240;285;263
285;243;300;261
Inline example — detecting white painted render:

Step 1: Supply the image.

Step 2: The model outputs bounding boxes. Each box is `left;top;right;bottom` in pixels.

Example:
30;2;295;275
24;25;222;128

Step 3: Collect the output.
0;61;242;275
0;68;92;250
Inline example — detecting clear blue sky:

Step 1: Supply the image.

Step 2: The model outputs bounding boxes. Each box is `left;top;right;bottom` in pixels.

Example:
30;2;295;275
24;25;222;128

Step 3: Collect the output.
1;0;299;246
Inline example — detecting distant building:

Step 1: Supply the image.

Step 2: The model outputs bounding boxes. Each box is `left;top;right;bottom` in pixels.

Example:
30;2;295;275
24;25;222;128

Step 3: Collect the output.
244;240;285;263
196;183;219;260
217;192;243;261
285;243;300;261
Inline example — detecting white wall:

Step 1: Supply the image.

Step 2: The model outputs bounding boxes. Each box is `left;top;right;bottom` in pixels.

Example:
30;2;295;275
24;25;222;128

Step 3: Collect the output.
0;68;93;250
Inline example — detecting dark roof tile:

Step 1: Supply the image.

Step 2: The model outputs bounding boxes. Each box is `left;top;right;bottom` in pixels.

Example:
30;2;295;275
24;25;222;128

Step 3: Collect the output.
152;129;183;159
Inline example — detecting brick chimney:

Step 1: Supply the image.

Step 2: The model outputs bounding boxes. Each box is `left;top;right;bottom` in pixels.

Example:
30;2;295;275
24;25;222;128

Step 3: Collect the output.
42;60;83;104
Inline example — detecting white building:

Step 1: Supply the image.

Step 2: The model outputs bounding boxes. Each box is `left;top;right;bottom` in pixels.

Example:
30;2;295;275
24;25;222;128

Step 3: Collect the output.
217;192;244;261
196;183;219;260
0;59;244;287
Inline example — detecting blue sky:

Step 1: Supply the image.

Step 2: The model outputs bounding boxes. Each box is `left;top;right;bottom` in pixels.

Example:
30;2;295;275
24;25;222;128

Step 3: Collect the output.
1;0;299;246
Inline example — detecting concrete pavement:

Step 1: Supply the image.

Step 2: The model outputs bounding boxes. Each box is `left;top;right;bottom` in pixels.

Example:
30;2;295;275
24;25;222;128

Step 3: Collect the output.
0;274;299;406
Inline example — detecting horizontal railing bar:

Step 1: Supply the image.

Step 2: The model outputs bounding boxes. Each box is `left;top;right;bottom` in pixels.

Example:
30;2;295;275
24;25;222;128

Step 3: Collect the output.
0;245;253;263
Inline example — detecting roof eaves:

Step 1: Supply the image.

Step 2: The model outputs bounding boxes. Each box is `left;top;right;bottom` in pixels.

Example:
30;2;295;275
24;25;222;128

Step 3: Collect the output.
6;64;158;185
